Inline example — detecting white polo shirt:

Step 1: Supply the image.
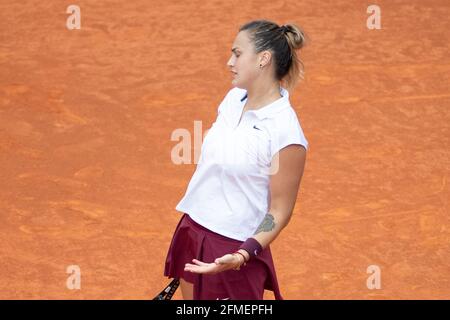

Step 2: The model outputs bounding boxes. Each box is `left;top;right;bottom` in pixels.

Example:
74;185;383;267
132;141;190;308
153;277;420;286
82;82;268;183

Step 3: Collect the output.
175;86;308;241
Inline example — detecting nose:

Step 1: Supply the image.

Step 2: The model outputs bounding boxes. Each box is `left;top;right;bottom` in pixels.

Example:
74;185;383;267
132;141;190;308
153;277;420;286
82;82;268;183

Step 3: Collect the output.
227;56;233;69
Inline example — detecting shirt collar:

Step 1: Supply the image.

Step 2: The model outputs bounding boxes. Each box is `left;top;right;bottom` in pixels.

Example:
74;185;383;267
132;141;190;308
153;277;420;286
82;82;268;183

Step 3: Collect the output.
239;86;291;120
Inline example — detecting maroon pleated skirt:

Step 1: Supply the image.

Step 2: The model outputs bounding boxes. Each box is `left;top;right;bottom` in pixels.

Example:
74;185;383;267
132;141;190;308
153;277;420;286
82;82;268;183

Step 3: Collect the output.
164;213;283;300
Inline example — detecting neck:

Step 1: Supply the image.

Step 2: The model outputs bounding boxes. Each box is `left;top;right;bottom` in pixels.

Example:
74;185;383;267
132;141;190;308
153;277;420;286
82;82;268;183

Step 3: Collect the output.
244;81;282;110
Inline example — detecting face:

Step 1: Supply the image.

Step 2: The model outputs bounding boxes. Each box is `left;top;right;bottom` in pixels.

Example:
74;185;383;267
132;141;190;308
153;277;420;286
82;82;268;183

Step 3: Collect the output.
227;30;267;89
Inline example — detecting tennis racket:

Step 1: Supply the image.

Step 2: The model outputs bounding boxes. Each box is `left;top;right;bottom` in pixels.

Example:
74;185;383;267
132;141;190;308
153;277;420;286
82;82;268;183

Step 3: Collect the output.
153;278;180;300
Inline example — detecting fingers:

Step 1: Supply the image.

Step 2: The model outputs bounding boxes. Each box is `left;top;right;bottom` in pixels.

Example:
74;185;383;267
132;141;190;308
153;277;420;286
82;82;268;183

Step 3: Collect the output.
184;259;211;273
184;259;207;270
191;259;208;266
184;262;216;275
184;263;201;273
215;254;236;265
184;254;239;274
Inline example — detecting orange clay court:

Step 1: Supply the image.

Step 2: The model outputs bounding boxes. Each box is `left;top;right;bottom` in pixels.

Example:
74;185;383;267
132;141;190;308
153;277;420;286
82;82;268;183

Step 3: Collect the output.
0;0;448;299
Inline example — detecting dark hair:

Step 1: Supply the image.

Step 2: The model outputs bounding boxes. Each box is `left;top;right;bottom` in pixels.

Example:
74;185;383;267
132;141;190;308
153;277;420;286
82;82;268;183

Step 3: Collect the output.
239;19;309;90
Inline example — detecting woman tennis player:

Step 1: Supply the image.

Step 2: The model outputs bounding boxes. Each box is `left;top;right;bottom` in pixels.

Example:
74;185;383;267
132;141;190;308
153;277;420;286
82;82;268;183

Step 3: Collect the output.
164;19;309;300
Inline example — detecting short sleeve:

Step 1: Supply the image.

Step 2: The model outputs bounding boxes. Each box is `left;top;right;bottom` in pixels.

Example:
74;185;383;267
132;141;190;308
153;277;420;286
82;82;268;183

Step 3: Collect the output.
269;113;308;159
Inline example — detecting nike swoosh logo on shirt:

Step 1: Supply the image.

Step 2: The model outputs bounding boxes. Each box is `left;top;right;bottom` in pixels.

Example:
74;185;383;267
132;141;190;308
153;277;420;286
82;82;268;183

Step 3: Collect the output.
253;125;262;130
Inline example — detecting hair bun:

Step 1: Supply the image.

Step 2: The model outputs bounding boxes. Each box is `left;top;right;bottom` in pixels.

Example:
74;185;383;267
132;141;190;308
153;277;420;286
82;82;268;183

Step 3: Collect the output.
283;23;308;50
279;25;289;34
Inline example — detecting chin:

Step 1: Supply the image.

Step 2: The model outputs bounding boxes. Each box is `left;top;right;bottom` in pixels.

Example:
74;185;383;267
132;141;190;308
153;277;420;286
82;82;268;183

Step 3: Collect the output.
231;80;246;90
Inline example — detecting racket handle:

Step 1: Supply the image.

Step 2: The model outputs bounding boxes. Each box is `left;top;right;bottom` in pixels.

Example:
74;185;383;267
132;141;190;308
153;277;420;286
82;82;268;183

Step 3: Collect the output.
153;278;180;300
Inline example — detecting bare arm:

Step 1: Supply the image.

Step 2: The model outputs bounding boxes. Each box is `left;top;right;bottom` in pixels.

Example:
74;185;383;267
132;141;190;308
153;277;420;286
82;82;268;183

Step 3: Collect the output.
238;144;307;259
185;144;307;274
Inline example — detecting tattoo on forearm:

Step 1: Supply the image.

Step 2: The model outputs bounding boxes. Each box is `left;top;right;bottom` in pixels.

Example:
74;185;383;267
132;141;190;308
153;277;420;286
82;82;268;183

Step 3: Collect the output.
255;213;276;234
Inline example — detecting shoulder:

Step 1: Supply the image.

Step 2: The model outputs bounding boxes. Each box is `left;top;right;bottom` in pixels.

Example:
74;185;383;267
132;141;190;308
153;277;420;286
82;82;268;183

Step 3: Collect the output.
267;105;309;153
267;103;303;130
218;87;247;113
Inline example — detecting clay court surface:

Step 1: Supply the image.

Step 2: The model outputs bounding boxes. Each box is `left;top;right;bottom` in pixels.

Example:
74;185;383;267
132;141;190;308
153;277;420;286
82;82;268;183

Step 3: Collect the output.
0;0;449;299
